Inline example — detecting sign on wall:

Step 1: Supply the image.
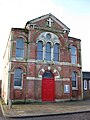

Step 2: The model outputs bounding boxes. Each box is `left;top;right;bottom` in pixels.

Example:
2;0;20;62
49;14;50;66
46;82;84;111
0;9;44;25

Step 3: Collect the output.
64;85;70;93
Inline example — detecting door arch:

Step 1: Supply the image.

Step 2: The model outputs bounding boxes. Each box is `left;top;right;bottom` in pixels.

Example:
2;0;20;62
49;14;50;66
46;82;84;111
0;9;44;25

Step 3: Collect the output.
42;71;55;102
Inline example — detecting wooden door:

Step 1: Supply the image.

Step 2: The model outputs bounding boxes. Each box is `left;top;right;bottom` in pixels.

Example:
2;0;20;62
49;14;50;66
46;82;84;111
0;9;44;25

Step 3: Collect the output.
42;71;54;102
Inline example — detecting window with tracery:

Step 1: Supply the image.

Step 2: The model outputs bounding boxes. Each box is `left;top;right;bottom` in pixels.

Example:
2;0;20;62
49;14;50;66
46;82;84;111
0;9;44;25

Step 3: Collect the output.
37;32;60;62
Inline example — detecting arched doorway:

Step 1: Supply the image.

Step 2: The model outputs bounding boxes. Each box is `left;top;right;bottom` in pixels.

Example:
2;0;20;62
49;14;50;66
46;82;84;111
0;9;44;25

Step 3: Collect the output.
42;71;55;102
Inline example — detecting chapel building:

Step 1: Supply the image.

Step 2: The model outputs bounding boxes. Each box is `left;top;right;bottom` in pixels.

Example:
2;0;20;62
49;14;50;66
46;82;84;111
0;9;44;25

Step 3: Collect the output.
2;13;82;104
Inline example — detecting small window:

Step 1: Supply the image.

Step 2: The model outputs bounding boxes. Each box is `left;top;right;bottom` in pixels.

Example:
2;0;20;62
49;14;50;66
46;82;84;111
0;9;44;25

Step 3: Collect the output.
72;71;77;88
70;46;77;64
54;43;59;61
16;38;24;58
84;80;87;90
46;33;51;40
37;41;43;60
14;68;23;87
46;42;51;61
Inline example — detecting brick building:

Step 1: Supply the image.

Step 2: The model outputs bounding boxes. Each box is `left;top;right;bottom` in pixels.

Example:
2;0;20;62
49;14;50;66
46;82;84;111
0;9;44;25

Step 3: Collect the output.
2;13;82;104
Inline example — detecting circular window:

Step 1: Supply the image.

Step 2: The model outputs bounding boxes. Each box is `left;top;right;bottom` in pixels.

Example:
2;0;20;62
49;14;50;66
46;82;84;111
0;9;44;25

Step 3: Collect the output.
46;33;51;40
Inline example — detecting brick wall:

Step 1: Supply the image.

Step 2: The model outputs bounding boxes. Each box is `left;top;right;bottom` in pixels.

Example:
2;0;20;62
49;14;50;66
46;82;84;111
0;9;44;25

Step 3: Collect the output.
3;14;82;103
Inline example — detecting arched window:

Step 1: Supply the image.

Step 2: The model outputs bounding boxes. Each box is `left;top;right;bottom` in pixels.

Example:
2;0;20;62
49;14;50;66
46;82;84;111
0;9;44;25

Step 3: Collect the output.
54;43;59;61
37;41;43;60
36;32;60;62
70;46;77;64
14;68;23;87
43;71;54;78
72;71;77;88
16;38;24;58
46;42;51;61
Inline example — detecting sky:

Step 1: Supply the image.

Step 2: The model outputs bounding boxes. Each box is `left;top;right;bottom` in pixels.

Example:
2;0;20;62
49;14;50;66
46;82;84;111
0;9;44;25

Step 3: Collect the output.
0;0;90;79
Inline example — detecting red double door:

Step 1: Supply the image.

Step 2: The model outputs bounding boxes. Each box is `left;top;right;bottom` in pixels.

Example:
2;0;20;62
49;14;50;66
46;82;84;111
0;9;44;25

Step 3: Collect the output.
42;76;55;102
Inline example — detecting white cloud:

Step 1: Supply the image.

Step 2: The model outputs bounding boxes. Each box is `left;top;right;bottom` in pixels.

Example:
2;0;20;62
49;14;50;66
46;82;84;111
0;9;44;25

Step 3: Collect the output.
0;0;90;78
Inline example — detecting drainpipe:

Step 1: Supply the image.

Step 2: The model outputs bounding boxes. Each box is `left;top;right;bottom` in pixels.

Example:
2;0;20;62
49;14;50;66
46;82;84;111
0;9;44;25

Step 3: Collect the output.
25;27;30;103
80;45;83;100
8;31;13;108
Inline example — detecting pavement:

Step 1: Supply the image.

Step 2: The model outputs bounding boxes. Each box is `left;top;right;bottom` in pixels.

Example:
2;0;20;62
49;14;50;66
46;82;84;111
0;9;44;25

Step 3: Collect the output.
0;99;90;118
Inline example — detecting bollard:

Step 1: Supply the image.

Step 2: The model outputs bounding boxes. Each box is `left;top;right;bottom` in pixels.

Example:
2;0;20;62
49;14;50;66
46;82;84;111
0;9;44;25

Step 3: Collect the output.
8;99;12;109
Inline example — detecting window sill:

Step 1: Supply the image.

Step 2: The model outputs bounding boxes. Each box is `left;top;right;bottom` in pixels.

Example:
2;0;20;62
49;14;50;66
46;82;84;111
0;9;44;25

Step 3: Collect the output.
16;57;24;60
36;60;60;64
84;89;88;91
72;87;78;90
14;86;22;89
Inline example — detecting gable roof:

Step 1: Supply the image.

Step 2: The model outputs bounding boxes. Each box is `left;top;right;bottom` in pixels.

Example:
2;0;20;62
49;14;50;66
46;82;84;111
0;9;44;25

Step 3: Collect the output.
69;36;81;41
25;13;70;32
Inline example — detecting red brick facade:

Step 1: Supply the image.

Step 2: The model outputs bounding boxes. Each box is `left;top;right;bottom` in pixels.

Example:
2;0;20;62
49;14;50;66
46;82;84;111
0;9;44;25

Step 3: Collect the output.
3;13;82;104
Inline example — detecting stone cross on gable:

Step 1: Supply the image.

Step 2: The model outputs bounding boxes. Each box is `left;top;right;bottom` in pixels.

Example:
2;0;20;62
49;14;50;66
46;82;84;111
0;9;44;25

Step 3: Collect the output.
47;18;53;27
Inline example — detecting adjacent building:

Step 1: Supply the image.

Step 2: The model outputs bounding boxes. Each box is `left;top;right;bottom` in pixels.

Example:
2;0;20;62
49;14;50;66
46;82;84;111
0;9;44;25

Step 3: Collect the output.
83;72;90;99
2;13;82;104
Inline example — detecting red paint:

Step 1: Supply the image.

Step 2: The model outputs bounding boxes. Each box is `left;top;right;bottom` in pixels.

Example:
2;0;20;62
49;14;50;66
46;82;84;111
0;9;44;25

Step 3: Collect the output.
42;78;54;102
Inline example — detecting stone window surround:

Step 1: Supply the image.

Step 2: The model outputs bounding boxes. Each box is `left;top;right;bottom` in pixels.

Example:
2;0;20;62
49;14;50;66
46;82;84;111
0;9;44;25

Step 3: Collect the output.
14;68;23;89
72;71;78;90
36;32;60;61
